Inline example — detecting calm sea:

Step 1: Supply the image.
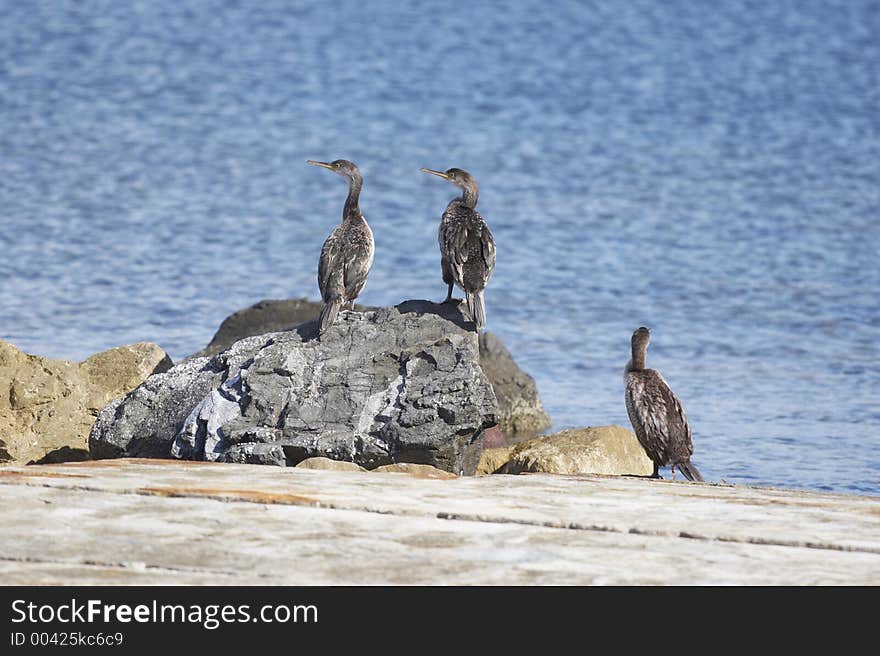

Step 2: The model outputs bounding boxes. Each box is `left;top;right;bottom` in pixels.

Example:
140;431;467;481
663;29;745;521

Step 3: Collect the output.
1;0;878;494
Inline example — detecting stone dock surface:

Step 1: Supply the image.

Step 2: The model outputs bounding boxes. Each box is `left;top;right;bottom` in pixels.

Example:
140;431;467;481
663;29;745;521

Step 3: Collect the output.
0;459;877;585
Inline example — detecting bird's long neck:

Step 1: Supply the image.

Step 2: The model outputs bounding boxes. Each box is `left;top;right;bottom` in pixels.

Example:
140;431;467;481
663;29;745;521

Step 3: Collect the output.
457;182;478;209
343;174;363;221
628;345;646;372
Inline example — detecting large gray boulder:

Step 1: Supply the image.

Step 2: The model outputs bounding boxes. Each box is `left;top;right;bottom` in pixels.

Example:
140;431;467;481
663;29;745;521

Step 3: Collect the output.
89;301;498;474
189;297;549;436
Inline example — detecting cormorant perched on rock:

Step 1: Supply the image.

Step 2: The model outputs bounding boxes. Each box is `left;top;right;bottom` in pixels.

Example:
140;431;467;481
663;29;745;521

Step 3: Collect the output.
307;159;374;336
624;327;703;482
420;167;496;330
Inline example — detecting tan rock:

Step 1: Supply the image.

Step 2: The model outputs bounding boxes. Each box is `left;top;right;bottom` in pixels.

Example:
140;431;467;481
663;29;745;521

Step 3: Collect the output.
295;457;366;472
79;343;172;398
475;446;515;475
372;463;458;480
497;425;654;476
0;340;171;464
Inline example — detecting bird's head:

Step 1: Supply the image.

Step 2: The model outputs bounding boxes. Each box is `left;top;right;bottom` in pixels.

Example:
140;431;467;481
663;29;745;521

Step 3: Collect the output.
421;166;479;207
631;326;651;353
307;159;361;184
420;167;478;191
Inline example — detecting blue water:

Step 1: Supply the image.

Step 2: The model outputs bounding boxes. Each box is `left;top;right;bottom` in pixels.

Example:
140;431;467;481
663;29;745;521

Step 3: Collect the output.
1;0;878;494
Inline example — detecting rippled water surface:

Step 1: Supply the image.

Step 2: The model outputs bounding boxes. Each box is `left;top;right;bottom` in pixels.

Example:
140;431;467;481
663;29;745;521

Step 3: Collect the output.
1;0;878;494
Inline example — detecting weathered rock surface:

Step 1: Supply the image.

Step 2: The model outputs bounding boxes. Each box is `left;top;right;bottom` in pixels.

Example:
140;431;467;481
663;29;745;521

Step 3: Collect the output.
373;463;458;479
189;298;549;436
3;459;878;585
475;446;517;476
296;457;366;472
0;340;172;464
295;458;454;478
191;298;373;359
476;425;654;476
90;301;498;474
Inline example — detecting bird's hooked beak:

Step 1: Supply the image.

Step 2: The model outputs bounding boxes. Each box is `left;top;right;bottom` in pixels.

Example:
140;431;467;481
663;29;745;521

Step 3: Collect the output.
307;160;335;170
420;167;449;180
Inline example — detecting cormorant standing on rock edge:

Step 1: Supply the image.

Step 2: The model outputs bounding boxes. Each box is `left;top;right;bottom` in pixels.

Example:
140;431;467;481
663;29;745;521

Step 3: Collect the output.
624;327;703;482
307;159;374;336
420;167;495;331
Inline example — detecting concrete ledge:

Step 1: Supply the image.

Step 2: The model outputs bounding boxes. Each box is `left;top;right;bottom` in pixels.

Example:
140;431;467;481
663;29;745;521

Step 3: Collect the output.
1;459;877;585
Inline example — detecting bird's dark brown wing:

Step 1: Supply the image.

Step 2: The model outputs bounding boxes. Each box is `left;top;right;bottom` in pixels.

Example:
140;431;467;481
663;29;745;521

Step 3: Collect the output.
439;203;495;292
478;211;496;281
342;220;374;301
653;370;694;461
439;205;470;284
625;370;672;465
318;225;344;302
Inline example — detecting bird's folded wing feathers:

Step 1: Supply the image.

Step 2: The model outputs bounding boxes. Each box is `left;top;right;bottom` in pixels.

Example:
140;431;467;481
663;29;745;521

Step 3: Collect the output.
440;216;471;278
479;218;496;277
343;239;374;299
627;376;671;457
318;228;344;298
663;377;693;457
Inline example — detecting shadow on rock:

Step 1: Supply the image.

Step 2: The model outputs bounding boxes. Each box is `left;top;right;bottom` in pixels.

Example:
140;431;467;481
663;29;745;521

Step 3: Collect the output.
30;446;91;465
395;299;476;331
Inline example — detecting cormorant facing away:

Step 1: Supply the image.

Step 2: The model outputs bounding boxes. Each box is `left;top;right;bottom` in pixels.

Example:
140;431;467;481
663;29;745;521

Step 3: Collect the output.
624;327;703;482
307;159;374;336
420;167;496;330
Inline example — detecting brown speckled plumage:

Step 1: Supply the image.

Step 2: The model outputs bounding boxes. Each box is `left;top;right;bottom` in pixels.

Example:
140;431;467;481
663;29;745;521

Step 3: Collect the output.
308;159;374;336
624;327;703;482
421;167;495;330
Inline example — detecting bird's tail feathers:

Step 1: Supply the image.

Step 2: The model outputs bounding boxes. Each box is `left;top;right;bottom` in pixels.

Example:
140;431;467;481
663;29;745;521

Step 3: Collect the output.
319;297;343;336
466;290;486;331
677;461;704;482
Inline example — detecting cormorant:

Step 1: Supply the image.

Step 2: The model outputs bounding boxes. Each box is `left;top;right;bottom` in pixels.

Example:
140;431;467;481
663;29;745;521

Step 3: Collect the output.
307;159;374;336
420;167;496;330
624;326;703;482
